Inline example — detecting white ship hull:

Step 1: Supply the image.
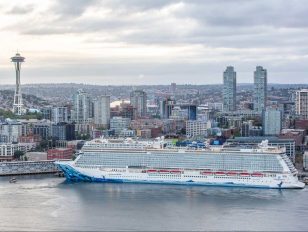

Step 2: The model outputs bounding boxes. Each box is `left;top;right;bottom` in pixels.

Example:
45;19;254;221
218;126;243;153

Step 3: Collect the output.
57;162;305;189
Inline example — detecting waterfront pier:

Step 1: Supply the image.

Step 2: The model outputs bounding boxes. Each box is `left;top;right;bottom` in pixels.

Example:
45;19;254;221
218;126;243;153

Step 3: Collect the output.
0;160;60;176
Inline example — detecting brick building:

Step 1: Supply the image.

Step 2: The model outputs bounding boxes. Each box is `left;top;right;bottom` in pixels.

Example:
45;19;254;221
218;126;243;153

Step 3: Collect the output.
47;148;73;160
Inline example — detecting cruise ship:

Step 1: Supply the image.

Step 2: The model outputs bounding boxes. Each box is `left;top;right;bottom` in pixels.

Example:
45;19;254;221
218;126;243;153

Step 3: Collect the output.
55;138;305;189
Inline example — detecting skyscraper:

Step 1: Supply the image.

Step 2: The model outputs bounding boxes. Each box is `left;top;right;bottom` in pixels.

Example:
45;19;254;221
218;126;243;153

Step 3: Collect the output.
130;90;147;119
94;95;110;128
11;53;25;115
159;98;175;119
71;89;93;124
253;66;267;112
295;89;308;119
223;66;237;111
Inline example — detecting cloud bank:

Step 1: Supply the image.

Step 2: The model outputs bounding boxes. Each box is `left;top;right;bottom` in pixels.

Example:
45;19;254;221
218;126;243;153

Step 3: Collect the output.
0;0;307;85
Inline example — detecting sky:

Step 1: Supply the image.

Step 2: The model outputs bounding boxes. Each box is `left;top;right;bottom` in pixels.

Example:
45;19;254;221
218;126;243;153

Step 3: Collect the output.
0;0;308;85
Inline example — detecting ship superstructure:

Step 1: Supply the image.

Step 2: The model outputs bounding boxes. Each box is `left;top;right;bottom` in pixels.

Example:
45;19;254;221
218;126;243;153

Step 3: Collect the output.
56;138;304;189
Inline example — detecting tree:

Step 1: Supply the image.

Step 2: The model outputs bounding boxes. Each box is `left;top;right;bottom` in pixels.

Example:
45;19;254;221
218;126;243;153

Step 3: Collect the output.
180;128;186;135
14;150;24;160
39;140;49;150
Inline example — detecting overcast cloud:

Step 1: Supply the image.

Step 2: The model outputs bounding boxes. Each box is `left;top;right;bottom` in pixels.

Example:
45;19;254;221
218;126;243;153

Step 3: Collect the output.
0;0;307;85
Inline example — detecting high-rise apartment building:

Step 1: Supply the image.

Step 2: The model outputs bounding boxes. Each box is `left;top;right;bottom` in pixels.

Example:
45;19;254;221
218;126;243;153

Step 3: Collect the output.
71;89;93;124
253;66;267;112
0;121;22;143
223;66;236;111
41;107;52;120
263;109;282;136
130;90;147;119
94;96;110;128
32;122;51;140
110;117;131;136
296;89;308;119
51;107;68;124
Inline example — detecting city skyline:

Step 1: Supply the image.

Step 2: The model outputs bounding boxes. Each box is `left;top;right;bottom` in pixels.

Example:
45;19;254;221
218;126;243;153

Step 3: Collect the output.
1;1;308;231
0;0;308;85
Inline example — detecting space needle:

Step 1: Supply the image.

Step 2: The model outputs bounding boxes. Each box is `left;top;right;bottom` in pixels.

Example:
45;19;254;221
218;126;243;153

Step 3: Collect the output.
11;52;25;115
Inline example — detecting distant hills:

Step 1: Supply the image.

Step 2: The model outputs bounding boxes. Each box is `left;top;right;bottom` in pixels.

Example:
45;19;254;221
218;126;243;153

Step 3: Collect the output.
0;83;307;108
0;90;48;111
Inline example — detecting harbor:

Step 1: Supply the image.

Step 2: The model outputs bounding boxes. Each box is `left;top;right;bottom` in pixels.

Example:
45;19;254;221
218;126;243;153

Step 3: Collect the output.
1;175;308;231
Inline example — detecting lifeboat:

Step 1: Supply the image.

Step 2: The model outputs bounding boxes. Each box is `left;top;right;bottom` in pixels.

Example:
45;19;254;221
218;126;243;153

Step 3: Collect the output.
251;172;263;177
227;172;237;176
240;172;250;177
201;171;213;175
159;170;170;174
147;169;157;173
214;171;225;176
170;170;181;174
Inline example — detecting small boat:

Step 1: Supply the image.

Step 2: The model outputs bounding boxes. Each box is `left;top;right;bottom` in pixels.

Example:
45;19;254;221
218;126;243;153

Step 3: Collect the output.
9;178;17;183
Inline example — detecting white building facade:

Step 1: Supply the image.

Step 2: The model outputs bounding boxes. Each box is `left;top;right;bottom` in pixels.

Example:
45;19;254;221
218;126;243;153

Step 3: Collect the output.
186;120;211;138
296;89;308;119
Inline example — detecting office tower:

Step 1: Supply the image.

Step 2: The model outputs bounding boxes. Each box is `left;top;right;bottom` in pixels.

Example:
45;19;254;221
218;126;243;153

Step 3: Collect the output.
11;53;25;115
94;96;110;128
295;89;308;119
223;66;237;111
71;89;93;124
130;90;147;119
180;104;197;120
263;109;282;136
52;123;75;141
159;98;175;119
51;107;68;124
253;66;267;112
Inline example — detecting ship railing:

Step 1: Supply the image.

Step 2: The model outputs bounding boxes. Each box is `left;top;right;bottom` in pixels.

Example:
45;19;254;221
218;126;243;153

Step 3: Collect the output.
280;153;298;174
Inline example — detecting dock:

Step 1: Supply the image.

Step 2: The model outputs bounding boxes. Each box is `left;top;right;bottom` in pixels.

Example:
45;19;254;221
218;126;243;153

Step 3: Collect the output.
0;160;61;176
